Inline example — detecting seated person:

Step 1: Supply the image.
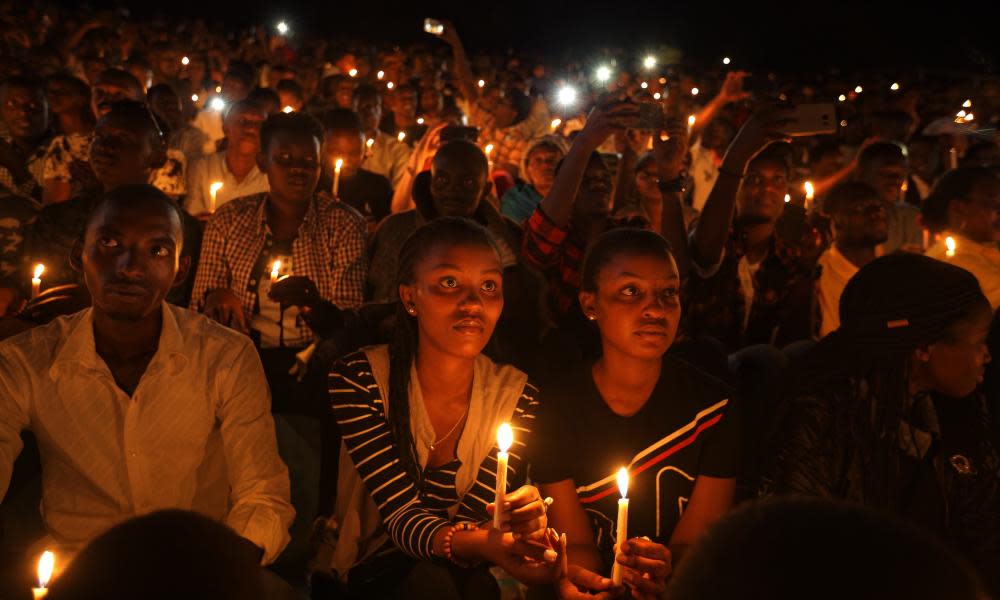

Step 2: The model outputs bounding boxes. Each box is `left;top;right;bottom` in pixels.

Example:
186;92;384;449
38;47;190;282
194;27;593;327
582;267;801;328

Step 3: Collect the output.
42;69;186;204
923;167;1000;309
323;218;558;598
25;100;203;309
47;510;296;600
0;185;294;564
532;228;739;599
184;100;269;217
814;181;887;338
147;83;209;167
666;498;985;600
189;111;366;412
764;253;999;594
368;140;520;304
854;141;922;254
318;108;392;228
0;75;53;204
499;137;564;224
354;84;410;189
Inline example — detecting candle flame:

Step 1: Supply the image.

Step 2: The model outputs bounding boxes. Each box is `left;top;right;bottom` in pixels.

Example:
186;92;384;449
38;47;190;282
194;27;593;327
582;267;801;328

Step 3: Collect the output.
652;92;661;100
838;94;846;102
416;117;425;125
191;94;199;102
804;181;815;199
964;113;974;122
33;264;44;279
854;85;863;94
690;87;699;96
550;118;561;130
348;68;358;78
497;422;513;453
617;467;629;498
784;193;791;203
643;55;657;70
687;115;696;127
945;236;957;256
271;260;282;279
181;56;190;66
387;81;395;90
478;79;485;88
397;131;406;142
210;181;223;196
723;57;731;65
962;99;972;108
890;82;900;91
282;105;294;114
334;158;343;172
37;551;54;588
640;81;648;89
376;70;384;80
366;138;375;148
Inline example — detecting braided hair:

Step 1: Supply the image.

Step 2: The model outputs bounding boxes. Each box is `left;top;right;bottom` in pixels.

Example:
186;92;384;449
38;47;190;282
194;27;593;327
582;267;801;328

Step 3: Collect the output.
789;253;990;508
388;217;502;483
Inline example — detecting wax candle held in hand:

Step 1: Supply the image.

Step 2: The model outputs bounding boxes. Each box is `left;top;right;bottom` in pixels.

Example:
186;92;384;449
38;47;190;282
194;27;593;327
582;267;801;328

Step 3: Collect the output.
333;158;344;198
209;181;223;214
31;264;44;300
494;422;513;529
611;467;629;585
270;260;282;284
32;550;54;599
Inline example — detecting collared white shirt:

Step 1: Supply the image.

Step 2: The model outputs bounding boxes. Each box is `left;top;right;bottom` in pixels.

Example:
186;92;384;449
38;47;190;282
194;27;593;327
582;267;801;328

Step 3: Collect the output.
362;131;411;189
193;108;225;155
0;304;294;564
184;150;269;216
816;244;861;338
927;232;1000;309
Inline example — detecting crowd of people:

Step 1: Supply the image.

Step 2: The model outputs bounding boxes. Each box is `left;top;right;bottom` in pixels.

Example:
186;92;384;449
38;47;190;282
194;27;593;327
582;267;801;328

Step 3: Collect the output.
0;3;998;599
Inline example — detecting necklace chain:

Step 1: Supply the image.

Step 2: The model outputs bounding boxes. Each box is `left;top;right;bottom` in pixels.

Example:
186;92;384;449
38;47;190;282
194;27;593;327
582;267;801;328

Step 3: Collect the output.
428;404;470;451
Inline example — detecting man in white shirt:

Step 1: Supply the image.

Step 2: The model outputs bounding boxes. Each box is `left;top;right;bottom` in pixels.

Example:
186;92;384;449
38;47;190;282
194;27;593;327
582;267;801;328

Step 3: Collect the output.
185;101;269;216
0;184;294;564
815;182;888;337
354;84;410;189
924;167;1000;309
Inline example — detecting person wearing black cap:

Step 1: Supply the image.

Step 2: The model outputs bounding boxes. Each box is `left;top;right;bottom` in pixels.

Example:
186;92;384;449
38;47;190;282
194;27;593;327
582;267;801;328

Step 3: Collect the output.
764;253;998;594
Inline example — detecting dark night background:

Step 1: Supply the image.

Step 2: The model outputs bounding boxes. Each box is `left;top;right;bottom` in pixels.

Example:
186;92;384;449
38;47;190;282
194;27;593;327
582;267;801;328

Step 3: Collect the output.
76;0;1000;73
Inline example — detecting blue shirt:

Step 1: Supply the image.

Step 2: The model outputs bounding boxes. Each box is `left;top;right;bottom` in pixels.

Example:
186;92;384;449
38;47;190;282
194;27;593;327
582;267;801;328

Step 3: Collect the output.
500;182;543;224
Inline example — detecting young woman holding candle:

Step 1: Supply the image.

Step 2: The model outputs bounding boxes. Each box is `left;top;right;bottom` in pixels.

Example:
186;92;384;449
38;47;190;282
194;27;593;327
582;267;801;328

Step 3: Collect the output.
323;217;558;599
531;228;740;600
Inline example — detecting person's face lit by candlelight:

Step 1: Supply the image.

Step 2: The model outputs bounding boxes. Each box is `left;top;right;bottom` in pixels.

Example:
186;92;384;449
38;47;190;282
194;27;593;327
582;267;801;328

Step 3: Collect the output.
76;187;188;323
634;155;662;204
91;70;145;118
352;89;382;137
323;130;364;178
398;240;504;360
0;80;48;141
222;103;266;157
257;118;322;206
429;142;490;218
524;144;561;194
579;243;681;361
737;156;788;224
572;153;614;221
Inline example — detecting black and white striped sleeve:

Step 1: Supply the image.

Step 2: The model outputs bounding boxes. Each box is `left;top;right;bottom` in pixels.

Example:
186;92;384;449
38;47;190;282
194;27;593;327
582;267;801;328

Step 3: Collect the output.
455;382;540;522
328;352;450;559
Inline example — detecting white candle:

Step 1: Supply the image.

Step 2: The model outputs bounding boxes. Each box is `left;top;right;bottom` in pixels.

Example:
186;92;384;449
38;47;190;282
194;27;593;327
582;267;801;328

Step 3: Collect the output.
32;550;54;599
270;260;282;284
333;158;344;197
945;236;957;258
31;264;44;300
209;181;223;214
804;181;815;210
611;467;629;585
493;423;513;529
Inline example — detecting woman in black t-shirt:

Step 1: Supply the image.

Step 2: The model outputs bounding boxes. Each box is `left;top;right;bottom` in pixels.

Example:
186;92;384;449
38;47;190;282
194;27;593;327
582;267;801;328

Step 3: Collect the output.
532;228;740;600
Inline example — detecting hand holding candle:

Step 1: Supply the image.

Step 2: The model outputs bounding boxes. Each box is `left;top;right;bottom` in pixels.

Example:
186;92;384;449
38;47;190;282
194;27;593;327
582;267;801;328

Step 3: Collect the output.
493;422;512;529
32;550;54;599
31;264;44;300
611;467;629;585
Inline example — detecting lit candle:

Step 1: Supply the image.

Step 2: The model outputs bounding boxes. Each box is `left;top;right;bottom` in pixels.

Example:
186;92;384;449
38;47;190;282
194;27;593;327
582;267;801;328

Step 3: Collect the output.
493;423;513;530
610;468;629;585
282;105;294;114
945;236;957;258
690;87;699;96
32;550;54;599
687;114;696;134
376;70;385;80
550;118;562;131
31;264;44;300
962;99;972;108
387;81;395;90
804;181;815;210
181;56;190;66
270;260;282;284
484;143;494;173
333;158;344;197
397;131;406;142
417;117;425;125
348;68;358;78
191;93;199;102
209;181;223;214
366;137;375;153
478;79;486;88
784;193;791;204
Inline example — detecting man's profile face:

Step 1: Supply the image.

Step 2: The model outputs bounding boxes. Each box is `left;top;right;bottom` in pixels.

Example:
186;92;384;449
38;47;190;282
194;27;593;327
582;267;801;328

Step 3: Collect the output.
82;198;184;322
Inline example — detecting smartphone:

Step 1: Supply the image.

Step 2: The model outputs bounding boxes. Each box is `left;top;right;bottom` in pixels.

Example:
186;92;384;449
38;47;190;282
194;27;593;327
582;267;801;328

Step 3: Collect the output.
636;103;665;131
784;104;837;137
440;125;479;144
423;18;445;35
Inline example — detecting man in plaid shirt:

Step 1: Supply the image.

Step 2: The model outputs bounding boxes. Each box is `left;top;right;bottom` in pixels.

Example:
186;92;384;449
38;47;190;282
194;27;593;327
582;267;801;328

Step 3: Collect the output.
190;112;366;349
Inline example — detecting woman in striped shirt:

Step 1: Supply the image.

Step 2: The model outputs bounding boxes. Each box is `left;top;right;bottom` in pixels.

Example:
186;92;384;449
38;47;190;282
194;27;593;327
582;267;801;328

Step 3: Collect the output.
323;217;559;598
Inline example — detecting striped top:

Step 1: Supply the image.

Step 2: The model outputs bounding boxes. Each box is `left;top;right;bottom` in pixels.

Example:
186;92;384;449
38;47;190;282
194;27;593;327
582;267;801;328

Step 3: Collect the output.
328;350;539;560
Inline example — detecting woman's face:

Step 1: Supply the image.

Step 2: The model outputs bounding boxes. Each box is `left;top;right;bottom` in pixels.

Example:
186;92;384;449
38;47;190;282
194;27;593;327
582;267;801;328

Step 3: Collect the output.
400;242;504;360
580;251;680;361
920;305;993;398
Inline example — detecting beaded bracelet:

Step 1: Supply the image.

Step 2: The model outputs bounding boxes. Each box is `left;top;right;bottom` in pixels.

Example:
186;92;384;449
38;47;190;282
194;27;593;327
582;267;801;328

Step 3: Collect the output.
442;522;478;568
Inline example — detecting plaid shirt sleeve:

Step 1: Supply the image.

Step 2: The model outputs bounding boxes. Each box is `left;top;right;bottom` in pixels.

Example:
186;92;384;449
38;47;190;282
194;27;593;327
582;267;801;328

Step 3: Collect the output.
189;209;232;310
521;206;568;271
326;204;367;310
